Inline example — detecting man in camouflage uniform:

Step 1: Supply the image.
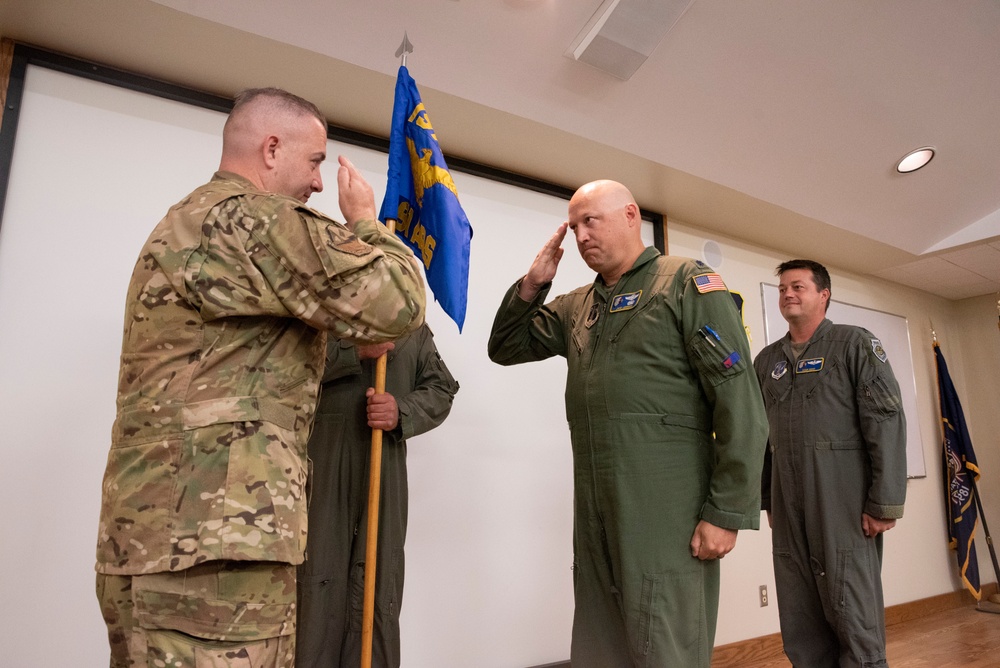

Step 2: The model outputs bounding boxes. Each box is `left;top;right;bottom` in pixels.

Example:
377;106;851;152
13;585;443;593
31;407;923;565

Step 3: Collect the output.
296;323;458;668
756;260;906;668
488;180;768;668
94;88;425;667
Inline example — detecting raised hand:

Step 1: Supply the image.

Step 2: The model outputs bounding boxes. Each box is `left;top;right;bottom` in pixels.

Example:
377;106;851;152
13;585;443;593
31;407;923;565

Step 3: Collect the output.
337;155;377;230
518;222;568;301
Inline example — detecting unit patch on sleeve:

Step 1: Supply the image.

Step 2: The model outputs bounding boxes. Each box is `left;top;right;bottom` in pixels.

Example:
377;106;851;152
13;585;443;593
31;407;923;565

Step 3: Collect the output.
693;273;727;294
871;338;888;363
795;358;824;373
610;290;642;313
325;226;373;256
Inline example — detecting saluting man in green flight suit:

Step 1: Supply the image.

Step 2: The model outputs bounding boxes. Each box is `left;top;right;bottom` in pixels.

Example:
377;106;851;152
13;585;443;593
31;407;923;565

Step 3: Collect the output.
488;180;768;668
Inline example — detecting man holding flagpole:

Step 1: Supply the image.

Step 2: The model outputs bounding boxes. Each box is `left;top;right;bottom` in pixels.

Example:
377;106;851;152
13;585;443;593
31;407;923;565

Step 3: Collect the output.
295;325;459;668
296;59;470;668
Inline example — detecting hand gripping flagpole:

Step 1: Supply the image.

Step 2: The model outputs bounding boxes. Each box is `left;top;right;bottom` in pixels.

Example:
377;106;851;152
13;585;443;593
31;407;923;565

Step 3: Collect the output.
360;34;414;668
361;216;397;668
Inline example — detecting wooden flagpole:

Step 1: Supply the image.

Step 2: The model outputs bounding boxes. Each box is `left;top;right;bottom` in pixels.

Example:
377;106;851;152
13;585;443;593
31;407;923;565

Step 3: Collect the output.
360;217;397;668
362;37;414;666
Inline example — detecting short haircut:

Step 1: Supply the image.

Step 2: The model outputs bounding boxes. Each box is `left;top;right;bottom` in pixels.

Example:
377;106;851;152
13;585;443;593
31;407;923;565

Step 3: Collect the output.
777;259;831;311
227;87;326;131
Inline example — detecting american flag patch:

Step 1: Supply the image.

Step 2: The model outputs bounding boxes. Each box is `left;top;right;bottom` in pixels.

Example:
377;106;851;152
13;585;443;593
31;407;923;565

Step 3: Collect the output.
693;273;727;293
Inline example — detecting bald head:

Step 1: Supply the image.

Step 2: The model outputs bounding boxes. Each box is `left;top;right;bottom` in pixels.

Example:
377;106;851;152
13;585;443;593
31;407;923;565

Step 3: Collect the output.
573;180;636;210
567;179;645;285
220;88;329;201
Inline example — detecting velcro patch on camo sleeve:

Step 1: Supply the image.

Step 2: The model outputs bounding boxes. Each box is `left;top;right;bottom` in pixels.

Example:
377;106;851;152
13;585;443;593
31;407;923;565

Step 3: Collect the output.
693;273;727;293
324;225;373;256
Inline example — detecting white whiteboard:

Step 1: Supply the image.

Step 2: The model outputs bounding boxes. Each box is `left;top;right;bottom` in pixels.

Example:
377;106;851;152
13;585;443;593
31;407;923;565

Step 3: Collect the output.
0;64;656;667
760;283;926;478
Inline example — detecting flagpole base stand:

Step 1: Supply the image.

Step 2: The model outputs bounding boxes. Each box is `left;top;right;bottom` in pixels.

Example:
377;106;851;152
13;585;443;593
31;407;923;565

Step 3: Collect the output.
975;598;1000;614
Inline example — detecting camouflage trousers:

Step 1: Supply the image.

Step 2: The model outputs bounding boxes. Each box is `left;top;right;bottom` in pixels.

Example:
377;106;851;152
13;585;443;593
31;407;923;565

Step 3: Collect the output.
96;561;297;667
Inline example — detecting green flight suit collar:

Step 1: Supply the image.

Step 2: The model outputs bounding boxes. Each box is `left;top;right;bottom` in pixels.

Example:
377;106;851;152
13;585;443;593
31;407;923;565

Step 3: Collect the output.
780;317;833;358
592;246;661;296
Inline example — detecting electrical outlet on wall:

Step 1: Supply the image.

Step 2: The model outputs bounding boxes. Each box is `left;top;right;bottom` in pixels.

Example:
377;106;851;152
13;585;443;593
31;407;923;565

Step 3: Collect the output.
759;584;768;607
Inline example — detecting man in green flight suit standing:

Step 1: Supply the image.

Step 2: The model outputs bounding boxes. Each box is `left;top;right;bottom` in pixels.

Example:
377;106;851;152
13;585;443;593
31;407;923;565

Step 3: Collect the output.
488;180;768;668
296;323;459;668
755;260;906;668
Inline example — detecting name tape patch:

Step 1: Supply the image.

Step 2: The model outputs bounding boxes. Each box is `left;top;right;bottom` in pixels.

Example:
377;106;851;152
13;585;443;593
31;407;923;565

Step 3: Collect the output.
610;290;642;313
795;357;824;373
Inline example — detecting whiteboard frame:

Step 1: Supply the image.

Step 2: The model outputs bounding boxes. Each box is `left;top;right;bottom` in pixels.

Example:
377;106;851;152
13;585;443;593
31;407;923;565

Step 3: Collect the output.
0;48;662;668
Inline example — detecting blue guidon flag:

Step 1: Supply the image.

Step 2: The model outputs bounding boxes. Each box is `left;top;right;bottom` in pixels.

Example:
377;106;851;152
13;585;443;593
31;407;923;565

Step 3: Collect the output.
934;342;981;600
379;65;473;332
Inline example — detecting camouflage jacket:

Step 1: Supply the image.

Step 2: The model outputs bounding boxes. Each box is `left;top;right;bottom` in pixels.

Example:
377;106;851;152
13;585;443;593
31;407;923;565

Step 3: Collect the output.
96;172;425;575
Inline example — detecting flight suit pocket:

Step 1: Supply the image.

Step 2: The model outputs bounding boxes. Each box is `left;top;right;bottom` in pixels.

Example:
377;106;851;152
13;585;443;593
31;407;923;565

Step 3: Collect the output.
762;372;792;405
637;574;657;658
296;570;337;659
835;547;879;632
635;570;706;667
346;548;403;638
687;322;747;387
860;374;902;421
814;439;863;450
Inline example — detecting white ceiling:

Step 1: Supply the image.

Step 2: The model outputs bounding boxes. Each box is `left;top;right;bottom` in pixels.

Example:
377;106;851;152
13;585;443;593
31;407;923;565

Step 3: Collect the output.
4;0;1000;300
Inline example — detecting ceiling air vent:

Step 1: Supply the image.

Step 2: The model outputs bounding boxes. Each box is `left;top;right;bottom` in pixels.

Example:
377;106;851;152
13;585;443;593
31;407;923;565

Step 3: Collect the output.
567;0;697;80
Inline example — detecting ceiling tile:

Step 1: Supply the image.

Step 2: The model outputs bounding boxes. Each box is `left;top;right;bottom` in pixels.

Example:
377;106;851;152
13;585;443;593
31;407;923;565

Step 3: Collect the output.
939;246;1000;281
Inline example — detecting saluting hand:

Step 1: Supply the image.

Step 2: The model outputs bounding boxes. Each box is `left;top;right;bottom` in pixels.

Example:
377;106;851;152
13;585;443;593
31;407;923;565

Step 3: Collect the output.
518;222;568;301
337;155;377;230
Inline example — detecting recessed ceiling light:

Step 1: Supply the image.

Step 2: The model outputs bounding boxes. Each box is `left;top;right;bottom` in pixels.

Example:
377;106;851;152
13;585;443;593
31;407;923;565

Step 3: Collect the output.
896;147;935;174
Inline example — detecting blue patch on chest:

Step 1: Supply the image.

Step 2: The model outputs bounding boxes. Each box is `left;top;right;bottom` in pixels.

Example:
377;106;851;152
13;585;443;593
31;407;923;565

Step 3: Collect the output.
610;290;642;313
795;357;824;373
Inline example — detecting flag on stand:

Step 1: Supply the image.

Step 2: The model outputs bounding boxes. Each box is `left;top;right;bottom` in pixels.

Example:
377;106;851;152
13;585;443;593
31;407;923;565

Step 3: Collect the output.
934;342;982;600
379;65;472;332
